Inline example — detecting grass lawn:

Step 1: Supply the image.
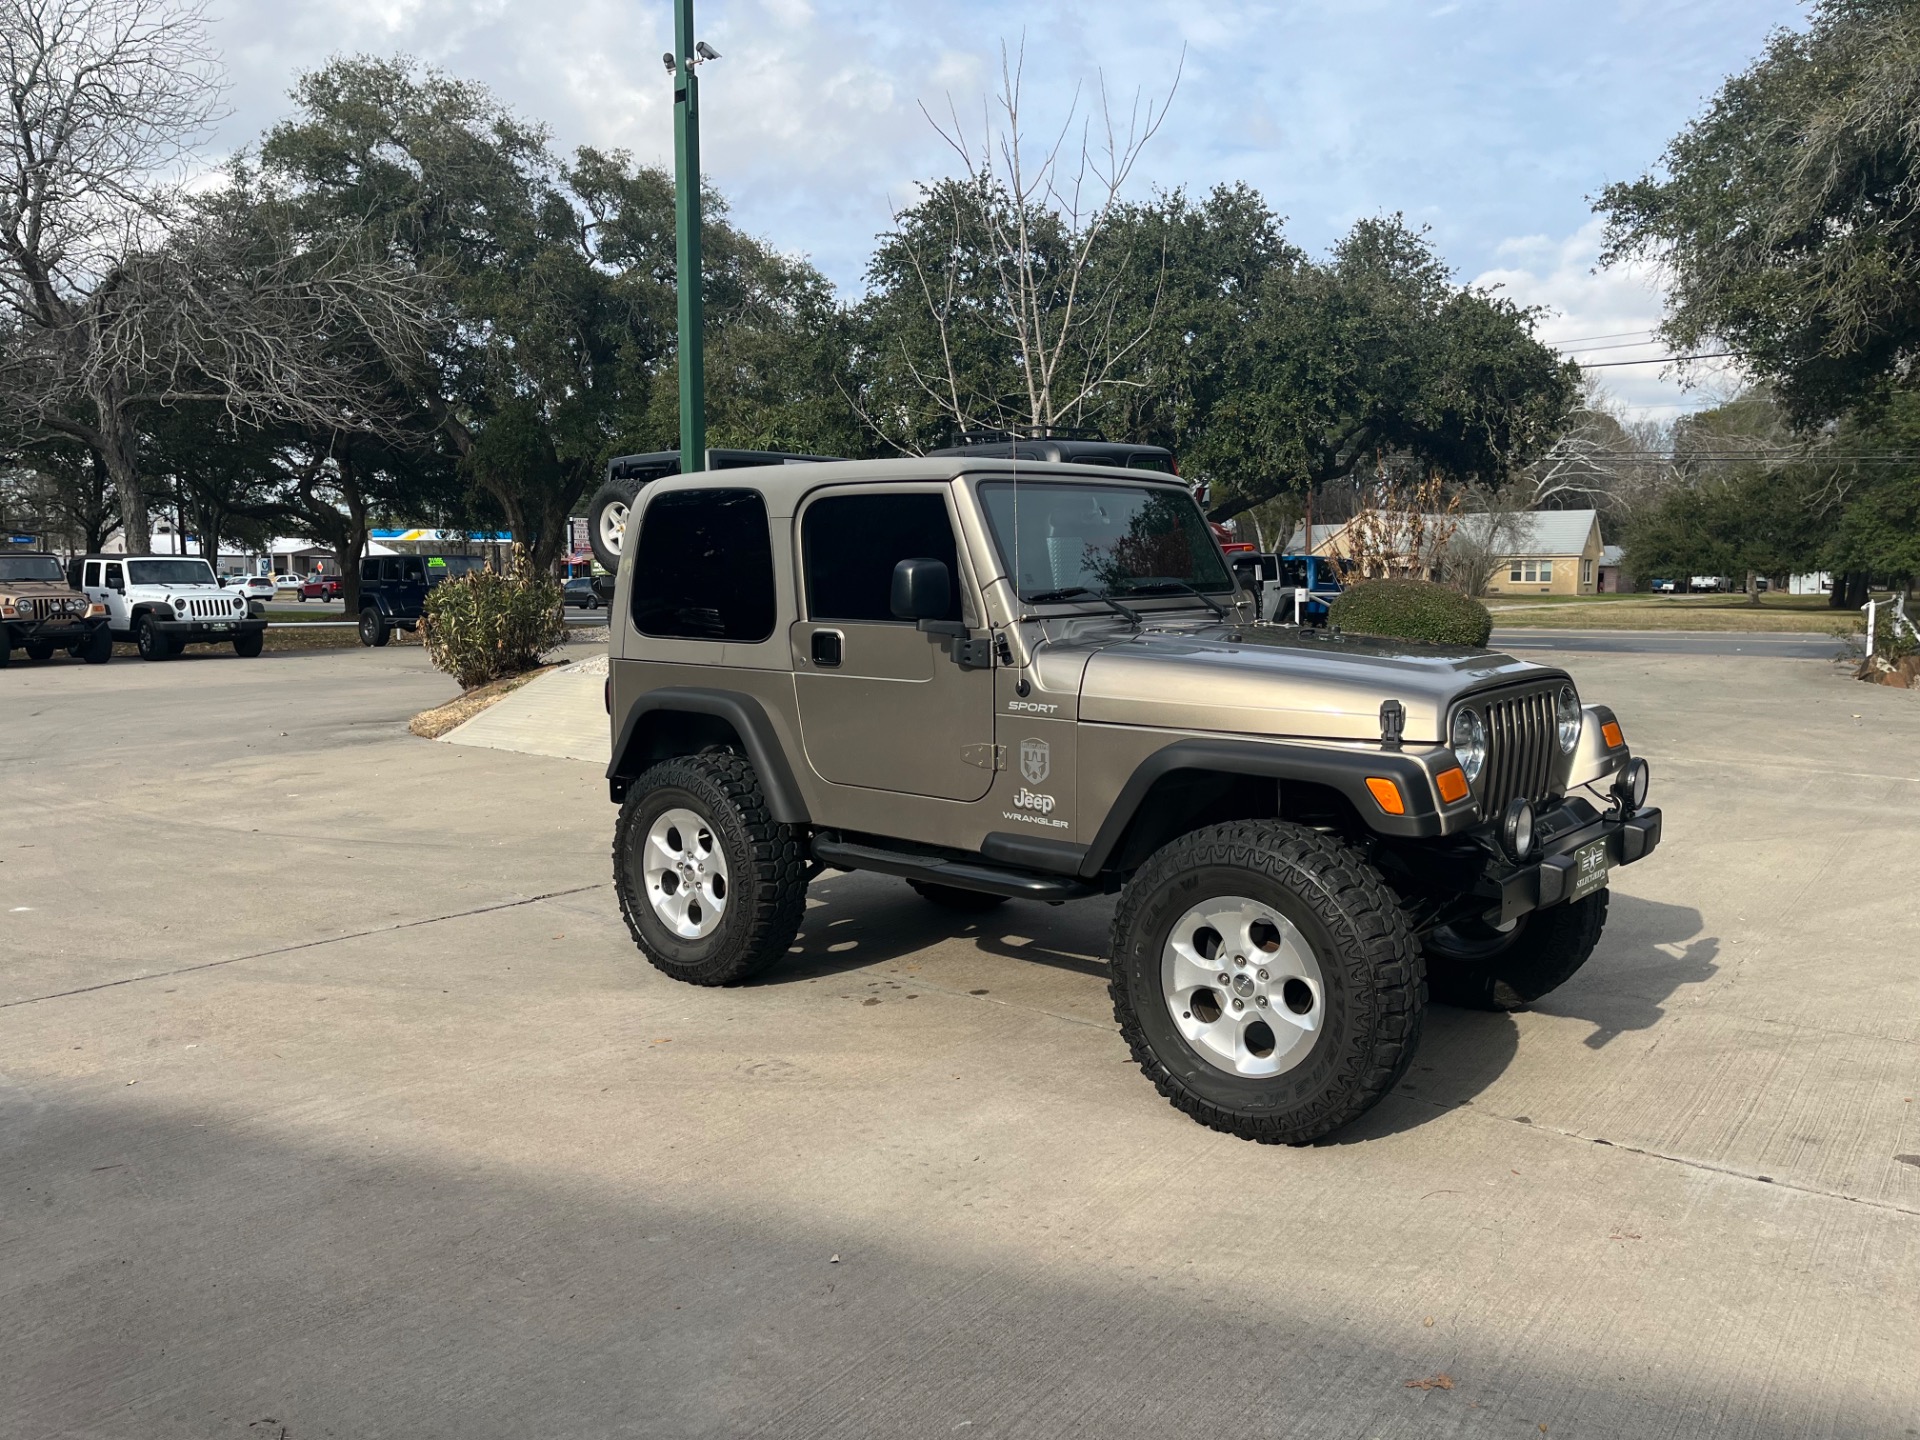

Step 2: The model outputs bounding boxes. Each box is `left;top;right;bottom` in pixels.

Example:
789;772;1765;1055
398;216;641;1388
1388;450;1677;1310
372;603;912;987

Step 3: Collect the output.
1485;592;1866;633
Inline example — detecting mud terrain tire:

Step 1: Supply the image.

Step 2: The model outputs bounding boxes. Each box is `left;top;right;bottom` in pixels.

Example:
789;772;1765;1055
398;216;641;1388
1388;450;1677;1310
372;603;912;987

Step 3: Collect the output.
614;751;808;986
1109;820;1424;1144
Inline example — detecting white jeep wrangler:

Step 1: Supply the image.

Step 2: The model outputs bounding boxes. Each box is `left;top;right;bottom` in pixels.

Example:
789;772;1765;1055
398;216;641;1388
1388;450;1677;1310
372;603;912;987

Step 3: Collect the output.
72;555;268;660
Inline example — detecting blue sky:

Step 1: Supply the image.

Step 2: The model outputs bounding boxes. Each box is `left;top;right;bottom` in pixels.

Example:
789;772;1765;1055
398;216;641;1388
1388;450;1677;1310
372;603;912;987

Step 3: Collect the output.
206;0;1807;416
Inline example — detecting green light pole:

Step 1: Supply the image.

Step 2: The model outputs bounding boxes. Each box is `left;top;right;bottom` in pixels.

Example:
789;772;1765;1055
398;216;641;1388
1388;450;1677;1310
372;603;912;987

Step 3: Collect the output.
671;1;708;473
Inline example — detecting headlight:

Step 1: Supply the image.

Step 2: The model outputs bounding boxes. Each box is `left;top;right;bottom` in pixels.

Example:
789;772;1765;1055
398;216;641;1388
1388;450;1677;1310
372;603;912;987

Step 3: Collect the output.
1450;706;1486;783
172;597;186;611
1556;683;1582;754
233;597;245;613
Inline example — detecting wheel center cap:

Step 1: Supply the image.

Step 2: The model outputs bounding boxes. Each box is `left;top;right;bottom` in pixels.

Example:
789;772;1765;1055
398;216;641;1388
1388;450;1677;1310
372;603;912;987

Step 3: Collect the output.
1232;973;1256;998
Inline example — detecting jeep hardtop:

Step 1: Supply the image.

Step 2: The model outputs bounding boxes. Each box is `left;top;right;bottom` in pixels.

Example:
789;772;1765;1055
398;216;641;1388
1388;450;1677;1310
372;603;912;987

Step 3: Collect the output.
0;552;112;666
72;554;267;660
603;458;1660;1143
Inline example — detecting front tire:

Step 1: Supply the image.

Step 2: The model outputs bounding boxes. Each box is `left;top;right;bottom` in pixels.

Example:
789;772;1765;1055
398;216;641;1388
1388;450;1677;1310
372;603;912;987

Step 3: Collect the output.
233;630;264;658
1109;820;1424;1144
136;616;174;661
23;640;54;661
613;752;809;986
81;627;113;664
1424;889;1609;1010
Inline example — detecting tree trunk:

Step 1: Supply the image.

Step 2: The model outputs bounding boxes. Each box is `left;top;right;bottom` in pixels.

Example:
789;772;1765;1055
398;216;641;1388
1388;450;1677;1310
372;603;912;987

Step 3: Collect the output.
1745;570;1761;605
95;396;151;556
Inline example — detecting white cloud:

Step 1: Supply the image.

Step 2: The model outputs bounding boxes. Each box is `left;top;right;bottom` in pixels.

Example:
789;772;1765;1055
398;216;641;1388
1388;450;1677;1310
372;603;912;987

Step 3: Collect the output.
1473;218;1745;422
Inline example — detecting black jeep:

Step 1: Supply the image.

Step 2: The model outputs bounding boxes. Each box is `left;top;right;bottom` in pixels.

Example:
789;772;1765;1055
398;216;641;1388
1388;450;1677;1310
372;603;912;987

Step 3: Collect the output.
355;553;488;646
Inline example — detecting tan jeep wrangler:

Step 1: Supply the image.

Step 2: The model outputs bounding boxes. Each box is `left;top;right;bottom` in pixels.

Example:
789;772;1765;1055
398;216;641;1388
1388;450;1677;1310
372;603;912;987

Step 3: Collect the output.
0;552;112;666
604;459;1660;1143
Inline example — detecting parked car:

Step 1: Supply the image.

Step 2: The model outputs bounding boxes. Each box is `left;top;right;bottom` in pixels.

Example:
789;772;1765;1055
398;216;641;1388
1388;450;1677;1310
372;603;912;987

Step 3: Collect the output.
354;552;488;645
586;448;844;573
299;575;344;602
0;552;112;665
274;573;304;592
70;554;266;659
563;576;602;609
600;456;1659;1144
229;576;276;603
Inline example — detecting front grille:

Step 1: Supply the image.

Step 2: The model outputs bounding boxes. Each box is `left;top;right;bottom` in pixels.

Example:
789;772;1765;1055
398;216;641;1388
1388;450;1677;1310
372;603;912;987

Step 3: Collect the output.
23;596;82;621
181;597;239;619
1476;687;1558;816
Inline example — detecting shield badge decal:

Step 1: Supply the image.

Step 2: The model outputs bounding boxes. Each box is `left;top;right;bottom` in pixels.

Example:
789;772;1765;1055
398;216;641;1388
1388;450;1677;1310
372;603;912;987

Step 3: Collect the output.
1019;738;1051;785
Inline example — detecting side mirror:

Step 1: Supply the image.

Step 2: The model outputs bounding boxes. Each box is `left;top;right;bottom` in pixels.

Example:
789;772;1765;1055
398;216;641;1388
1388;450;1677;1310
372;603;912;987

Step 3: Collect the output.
890;557;951;623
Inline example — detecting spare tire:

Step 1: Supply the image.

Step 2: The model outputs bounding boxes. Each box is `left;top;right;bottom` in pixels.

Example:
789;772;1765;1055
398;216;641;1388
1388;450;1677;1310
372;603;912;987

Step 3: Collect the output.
587;477;639;573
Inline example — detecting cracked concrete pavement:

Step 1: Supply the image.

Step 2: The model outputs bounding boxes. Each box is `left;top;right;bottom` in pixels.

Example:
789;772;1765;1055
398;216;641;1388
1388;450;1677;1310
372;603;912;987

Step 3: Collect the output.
2;642;1916;1438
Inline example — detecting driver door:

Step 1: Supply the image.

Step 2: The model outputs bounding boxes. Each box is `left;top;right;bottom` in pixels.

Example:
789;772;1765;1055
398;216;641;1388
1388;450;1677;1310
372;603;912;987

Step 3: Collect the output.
790;486;996;802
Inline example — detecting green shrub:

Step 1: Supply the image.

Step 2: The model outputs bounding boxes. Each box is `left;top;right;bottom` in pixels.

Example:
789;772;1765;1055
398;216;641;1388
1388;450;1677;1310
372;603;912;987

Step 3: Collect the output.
1327;578;1493;647
422;553;568;689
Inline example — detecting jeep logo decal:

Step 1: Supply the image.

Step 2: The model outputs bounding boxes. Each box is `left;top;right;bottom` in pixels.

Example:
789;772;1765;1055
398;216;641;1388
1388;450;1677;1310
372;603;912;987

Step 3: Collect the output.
1019;738;1050;785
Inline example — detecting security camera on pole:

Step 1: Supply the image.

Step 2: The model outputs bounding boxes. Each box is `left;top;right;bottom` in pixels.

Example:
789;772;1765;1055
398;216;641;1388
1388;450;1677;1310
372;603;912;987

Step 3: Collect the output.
663;6;720;473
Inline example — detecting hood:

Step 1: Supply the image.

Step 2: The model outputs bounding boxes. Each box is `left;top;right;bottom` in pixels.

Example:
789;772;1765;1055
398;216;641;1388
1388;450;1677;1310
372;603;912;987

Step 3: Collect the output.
1076;623;1561;743
0;578;84;602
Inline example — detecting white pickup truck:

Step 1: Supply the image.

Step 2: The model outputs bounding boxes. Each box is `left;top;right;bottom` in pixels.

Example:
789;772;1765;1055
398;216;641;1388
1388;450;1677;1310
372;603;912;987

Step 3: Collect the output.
71;555;268;660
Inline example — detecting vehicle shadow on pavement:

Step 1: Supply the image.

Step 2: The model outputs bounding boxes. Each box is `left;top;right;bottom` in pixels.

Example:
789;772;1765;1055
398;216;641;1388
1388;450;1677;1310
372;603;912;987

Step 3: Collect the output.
772;872;1113;985
1527;895;1717;1050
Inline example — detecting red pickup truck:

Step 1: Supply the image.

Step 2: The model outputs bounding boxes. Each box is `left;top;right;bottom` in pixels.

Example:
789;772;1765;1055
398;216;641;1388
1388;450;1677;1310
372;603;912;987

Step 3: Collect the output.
299;575;344;602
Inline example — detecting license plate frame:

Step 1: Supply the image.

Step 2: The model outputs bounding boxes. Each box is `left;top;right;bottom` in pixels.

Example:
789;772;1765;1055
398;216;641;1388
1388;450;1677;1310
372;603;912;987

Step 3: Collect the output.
1568;837;1612;902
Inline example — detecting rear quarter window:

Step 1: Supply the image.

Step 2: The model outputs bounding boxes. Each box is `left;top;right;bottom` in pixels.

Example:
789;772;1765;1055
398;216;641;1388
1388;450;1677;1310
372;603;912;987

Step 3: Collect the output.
631;488;777;642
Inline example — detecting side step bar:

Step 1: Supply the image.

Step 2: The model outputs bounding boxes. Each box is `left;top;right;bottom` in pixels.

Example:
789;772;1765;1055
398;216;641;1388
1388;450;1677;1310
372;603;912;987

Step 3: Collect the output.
811;836;1097;902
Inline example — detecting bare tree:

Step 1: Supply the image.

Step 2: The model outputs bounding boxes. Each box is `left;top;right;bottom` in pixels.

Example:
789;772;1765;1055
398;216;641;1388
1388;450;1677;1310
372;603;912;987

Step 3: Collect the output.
1438;487;1529;597
0;0;222;552
894;40;1180;438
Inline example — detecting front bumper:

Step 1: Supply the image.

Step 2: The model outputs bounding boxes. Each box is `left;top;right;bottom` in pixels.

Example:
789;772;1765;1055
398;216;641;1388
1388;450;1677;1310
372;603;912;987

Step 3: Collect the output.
4;614;107;643
1481;800;1662;926
156;617;268;641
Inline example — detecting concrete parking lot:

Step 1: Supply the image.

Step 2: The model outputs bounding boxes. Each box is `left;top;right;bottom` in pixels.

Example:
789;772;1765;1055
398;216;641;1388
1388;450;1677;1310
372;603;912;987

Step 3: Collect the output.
2;643;1917;1438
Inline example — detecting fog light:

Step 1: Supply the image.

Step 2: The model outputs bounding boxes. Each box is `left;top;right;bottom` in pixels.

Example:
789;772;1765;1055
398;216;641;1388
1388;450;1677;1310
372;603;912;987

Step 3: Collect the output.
1613;757;1650;812
1500;796;1536;862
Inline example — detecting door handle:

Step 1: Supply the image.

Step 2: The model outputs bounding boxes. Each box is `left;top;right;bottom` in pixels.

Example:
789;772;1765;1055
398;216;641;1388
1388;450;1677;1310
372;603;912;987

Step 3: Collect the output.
811;630;843;667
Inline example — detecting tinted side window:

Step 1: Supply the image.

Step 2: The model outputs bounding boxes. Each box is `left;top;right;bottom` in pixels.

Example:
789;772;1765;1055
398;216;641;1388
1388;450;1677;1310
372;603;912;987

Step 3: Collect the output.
632;488;776;642
361;558;379;583
84;561;100;587
401;557;426;582
803;492;961;623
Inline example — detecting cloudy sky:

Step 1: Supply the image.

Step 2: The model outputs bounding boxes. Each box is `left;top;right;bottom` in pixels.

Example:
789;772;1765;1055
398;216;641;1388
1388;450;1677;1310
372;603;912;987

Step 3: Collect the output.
202;0;1805;418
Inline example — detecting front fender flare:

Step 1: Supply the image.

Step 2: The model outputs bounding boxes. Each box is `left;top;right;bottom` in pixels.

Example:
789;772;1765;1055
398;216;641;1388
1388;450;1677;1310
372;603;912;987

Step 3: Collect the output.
1079;736;1471;878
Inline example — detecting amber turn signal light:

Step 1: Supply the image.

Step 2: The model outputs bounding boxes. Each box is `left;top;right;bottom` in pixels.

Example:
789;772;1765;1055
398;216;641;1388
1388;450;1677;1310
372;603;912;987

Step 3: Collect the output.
1365;777;1406;815
1435;767;1470;804
1601;720;1625;748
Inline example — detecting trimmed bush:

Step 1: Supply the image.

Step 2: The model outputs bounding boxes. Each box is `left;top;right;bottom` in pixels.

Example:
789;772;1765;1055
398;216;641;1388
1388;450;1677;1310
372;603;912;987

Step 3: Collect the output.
422;553;569;689
1327;578;1493;647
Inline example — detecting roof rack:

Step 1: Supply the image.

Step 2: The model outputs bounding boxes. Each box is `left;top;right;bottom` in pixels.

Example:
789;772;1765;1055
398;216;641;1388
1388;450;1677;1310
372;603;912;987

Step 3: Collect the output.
948;425;1108;446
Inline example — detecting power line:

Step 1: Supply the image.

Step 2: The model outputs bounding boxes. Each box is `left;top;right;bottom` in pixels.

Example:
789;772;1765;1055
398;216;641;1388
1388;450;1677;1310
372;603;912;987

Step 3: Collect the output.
1545;328;1659;345
1558;338;1677;355
1579;351;1738;368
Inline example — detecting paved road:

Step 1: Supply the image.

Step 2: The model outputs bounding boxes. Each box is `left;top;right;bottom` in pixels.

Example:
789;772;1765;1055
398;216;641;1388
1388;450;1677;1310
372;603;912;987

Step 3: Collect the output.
1493;627;1850;659
2;647;1917;1438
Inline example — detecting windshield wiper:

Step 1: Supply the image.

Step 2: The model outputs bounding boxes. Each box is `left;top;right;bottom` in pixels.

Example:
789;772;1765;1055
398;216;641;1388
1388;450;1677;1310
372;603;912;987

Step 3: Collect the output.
1024;585;1143;628
1122;578;1228;619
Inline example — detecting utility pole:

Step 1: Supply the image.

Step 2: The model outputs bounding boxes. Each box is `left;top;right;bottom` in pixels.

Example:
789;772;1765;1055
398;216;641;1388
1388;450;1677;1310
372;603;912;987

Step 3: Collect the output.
672;0;706;472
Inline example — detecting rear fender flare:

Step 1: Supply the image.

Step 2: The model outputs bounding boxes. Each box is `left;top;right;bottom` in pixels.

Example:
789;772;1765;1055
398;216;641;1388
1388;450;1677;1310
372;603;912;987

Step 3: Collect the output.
608;687;810;825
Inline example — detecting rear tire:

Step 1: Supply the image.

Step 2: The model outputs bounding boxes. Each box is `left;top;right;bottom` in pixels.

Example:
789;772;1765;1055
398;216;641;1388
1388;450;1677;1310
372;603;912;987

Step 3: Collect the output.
136;615;174;661
587;478;638;573
233;630;264;658
1109;820;1424;1144
358;608;390;647
613;752;809;986
1424;890;1609;1010
907;881;1008;912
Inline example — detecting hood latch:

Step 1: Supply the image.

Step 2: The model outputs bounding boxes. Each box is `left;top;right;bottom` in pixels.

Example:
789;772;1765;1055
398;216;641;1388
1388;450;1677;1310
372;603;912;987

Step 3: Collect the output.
1379;699;1406;751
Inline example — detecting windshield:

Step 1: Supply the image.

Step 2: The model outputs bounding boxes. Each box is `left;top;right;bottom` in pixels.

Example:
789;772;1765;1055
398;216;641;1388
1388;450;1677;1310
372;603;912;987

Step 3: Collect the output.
127;559;217;586
978;480;1233;603
0;556;65;583
425;555;486;584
